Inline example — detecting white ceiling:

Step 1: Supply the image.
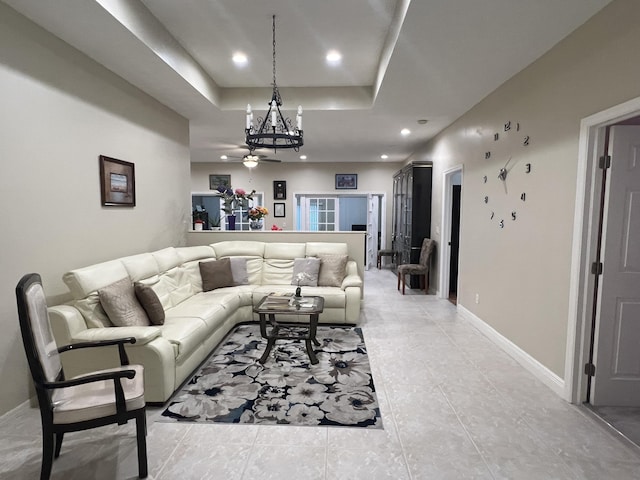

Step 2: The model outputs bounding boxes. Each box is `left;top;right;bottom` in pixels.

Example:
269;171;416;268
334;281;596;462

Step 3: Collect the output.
4;0;613;165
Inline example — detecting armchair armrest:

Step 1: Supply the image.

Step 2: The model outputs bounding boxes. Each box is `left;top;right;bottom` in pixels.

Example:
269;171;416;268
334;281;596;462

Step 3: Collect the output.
72;326;161;346
58;337;137;366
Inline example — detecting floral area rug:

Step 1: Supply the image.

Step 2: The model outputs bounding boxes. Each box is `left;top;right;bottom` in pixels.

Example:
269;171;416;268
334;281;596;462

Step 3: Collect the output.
159;324;382;428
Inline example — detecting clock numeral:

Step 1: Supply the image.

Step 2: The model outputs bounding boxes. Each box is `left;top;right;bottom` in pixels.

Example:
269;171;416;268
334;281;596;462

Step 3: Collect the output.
483;175;487;183
521;192;526;201
504;121;511;132
484;196;489;204
525;163;531;173
523;135;530;146
499;219;505;229
485;151;491;159
490;211;494;220
516;122;520;131
494;133;499;141
511;211;517;221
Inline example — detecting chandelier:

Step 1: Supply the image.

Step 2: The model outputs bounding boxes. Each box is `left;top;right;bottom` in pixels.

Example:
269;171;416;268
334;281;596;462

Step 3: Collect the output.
245;15;303;153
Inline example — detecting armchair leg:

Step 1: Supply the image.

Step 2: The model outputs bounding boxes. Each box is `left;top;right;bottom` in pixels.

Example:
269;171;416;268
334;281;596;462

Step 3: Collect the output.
136;412;148;478
41;431;54;480
54;432;64;458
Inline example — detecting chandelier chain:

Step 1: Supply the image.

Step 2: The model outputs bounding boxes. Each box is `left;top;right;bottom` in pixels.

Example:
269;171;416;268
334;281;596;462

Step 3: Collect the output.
272;14;277;88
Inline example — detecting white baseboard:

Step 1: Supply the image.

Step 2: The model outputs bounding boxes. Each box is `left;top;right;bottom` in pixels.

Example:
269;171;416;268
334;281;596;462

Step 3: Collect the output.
457;304;565;398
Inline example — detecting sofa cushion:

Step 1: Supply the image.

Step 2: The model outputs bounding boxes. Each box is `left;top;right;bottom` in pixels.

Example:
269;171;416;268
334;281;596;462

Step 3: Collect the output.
120;253;159;282
199;258;234;291
317;254;349;287
212;241;265;258
291;258;321;286
63;260;130;300
98;278;150;327
158;317;207;359
306;242;348;257
134;282;165;325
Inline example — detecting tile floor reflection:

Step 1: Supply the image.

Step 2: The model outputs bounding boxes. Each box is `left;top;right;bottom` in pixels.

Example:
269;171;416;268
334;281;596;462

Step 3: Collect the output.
2;268;640;479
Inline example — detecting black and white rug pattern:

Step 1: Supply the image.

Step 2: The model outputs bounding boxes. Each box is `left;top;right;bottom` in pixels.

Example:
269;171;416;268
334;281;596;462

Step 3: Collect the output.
160;324;382;428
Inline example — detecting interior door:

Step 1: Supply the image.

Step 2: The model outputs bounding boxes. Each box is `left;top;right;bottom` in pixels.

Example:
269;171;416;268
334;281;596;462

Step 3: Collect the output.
591;125;640;406
366;194;379;270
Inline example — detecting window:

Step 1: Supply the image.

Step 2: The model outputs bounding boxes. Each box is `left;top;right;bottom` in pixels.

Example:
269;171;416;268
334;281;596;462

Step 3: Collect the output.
297;196;339;231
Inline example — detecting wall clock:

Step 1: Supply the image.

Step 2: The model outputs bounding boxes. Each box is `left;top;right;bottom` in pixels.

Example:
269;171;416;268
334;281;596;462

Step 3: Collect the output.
482;121;531;229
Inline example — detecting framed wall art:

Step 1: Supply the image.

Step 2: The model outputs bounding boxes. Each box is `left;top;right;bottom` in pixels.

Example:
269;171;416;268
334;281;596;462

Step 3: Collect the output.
99;155;136;206
274;203;286;217
335;173;358;190
273;180;287;199
209;174;231;190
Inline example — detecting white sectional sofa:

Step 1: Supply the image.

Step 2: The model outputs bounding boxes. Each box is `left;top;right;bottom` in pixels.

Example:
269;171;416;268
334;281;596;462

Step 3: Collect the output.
48;241;363;403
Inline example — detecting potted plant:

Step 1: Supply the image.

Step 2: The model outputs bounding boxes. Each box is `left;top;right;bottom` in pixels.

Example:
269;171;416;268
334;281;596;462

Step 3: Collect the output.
248;206;268;230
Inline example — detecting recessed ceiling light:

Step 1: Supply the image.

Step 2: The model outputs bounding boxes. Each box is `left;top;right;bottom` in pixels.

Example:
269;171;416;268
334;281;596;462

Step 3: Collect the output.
220;155;228;160
300;155;307;160
380;154;388;159
326;50;342;65
232;52;248;66
401;128;411;136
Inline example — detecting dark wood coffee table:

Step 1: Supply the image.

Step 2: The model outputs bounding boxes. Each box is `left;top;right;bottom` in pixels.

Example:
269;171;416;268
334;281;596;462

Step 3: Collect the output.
253;294;325;364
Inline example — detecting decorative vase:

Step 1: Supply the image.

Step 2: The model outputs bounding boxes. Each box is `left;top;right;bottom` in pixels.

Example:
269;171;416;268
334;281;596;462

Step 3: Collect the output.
249;219;263;231
194;222;203;231
227;214;236;230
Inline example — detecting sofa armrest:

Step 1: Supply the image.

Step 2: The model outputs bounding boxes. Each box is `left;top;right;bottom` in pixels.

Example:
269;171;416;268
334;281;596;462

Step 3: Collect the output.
341;274;363;289
72;326;162;346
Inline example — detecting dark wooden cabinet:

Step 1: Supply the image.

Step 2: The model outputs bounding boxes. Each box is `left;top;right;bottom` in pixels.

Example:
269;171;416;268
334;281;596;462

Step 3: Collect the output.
392;162;433;287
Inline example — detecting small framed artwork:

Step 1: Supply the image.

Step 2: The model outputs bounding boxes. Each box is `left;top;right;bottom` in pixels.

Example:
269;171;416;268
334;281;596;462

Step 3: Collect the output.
209;174;231;190
99;155;136;206
335;173;357;190
273;180;287;199
274;203;286;217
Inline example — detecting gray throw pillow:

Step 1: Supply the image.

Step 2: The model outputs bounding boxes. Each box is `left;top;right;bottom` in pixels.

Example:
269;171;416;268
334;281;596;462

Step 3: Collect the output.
134;282;165;325
98;278;150;327
199;258;234;291
317;254;349;287
229;257;249;285
291;257;321;286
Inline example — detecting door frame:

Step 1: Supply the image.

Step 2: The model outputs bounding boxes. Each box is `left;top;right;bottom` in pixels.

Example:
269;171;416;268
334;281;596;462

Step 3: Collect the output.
567;96;640;403
439;165;463;300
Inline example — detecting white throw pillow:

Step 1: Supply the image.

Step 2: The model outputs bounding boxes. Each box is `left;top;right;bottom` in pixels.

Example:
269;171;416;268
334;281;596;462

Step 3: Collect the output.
291;257;321;286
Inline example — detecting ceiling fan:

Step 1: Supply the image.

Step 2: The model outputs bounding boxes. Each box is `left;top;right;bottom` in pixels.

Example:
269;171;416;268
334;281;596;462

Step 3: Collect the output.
221;150;281;168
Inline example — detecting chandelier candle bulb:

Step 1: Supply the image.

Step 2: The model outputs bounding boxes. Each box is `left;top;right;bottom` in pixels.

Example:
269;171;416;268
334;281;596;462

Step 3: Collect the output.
271;101;277;128
297;105;302;129
246;104;252;129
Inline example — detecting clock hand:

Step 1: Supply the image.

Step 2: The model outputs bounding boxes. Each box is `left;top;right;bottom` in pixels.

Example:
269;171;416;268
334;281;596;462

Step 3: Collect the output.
498;156;513;181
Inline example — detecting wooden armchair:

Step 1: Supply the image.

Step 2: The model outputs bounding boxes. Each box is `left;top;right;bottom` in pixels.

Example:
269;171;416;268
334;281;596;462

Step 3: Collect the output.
15;273;148;479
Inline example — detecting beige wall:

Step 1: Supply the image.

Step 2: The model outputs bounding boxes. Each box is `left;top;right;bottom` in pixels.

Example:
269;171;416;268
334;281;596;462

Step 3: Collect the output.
0;5;191;414
190;161;401;245
414;0;640;378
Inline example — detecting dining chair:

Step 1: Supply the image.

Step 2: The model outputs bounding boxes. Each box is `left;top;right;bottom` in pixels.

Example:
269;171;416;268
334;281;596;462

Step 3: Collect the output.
397;238;436;294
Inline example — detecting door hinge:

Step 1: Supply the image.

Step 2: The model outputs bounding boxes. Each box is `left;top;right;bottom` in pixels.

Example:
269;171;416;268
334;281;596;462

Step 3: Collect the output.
591;262;603;275
584;363;596;376
599;155;611;169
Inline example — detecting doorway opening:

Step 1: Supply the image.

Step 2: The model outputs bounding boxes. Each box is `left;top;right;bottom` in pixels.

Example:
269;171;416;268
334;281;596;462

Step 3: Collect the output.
294;193;385;270
440;165;463;303
568;97;640;448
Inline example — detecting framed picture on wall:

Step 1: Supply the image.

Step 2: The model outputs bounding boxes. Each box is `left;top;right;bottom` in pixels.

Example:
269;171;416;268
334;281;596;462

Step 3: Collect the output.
335;173;357;190
99;155;136;206
209;174;231;190
273;180;286;199
274;203;286;217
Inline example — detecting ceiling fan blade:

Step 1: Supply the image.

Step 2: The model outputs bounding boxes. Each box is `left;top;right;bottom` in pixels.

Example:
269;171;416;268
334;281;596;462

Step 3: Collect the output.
260;158;281;163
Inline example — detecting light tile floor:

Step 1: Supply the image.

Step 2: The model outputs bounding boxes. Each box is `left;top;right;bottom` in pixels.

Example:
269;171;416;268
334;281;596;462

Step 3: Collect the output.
2;268;640;479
